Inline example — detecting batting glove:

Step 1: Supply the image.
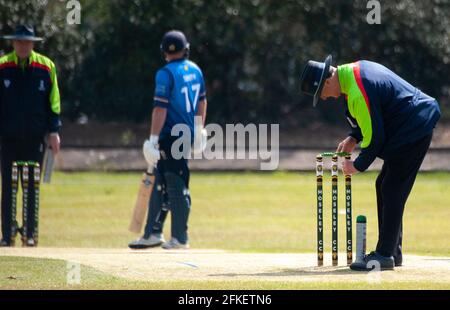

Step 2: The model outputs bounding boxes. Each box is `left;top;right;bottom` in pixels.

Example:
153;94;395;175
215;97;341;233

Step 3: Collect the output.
193;125;207;156
143;135;160;167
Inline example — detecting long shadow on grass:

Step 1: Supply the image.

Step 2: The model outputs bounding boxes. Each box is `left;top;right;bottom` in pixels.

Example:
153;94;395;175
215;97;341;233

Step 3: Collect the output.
210;266;371;278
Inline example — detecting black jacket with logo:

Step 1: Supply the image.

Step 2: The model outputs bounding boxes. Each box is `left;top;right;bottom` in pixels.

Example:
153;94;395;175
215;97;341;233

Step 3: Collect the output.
0;51;61;140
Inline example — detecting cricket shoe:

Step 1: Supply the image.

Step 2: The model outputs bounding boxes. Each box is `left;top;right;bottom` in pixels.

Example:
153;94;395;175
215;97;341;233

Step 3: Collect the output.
128;234;165;249
350;251;395;271
394;255;403;267
162;238;189;250
24;238;37;247
0;239;12;247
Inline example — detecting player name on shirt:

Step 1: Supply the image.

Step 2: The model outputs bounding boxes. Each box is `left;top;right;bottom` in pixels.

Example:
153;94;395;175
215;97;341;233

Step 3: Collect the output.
183;73;197;82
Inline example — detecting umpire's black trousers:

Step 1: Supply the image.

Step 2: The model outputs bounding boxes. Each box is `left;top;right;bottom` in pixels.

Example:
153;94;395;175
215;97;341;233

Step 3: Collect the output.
1;137;45;244
375;133;432;258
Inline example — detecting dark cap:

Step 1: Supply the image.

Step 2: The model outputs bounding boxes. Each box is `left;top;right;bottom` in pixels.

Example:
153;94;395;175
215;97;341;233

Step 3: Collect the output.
300;55;332;107
160;30;190;54
2;25;43;42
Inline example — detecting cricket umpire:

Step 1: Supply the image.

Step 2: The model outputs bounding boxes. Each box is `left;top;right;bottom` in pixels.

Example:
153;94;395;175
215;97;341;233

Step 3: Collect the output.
128;30;207;250
0;25;61;247
300;55;441;270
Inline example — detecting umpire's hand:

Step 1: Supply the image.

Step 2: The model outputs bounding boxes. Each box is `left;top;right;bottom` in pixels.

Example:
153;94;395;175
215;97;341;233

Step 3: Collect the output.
48;133;61;155
336;136;357;154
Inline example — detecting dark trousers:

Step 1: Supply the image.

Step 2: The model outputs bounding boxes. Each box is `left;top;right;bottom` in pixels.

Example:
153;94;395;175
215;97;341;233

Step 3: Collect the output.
375;134;432;257
144;137;191;243
1;138;45;244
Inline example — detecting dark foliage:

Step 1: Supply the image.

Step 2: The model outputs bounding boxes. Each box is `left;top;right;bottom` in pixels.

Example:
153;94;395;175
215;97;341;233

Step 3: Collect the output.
1;0;449;124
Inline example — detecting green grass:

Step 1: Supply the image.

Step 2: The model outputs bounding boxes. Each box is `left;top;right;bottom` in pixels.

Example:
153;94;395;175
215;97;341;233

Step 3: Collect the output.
2;171;449;289
31;171;450;256
1;256;448;290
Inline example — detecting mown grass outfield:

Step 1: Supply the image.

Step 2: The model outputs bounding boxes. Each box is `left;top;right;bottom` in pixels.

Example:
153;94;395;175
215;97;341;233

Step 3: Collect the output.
0;171;449;289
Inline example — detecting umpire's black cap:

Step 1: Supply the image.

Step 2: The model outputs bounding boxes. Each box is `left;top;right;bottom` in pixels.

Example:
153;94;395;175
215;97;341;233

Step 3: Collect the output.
160;30;190;54
2;25;43;42
300;55;332;107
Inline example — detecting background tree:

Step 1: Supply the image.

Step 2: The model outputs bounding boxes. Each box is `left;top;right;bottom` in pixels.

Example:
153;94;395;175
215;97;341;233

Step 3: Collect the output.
1;0;449;125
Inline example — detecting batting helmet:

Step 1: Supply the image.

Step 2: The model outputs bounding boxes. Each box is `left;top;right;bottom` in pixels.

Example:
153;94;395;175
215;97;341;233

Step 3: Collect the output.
160;30;190;56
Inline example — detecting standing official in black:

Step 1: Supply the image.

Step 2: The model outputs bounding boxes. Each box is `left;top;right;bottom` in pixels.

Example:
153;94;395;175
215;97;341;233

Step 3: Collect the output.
0;25;61;247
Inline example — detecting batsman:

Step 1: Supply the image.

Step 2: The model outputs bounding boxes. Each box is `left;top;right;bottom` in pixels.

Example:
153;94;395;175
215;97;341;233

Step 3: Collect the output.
301;55;441;270
129;30;207;250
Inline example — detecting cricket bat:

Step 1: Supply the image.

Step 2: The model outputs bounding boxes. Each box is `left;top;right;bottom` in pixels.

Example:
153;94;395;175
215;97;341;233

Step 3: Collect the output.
128;166;155;233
